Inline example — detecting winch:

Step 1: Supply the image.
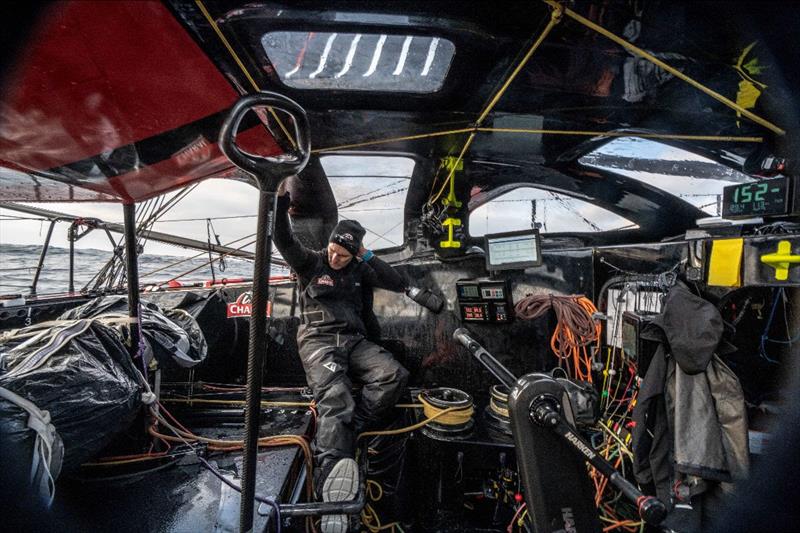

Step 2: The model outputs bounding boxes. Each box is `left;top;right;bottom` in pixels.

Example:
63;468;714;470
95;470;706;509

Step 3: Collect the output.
419;387;475;439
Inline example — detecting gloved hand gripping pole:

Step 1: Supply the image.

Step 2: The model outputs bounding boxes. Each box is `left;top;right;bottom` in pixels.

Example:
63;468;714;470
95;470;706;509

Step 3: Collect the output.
218;92;310;533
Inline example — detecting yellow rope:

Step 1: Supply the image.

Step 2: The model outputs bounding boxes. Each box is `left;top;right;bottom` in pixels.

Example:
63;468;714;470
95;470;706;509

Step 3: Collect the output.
418;393;475;426
313;126;761;155
542;0;785;136
311;127;474;153
361;480;401;533
194;0;298;148
476;3;563;124
357;393;473;440
428;5;563;207
477;127;763;143
426;131;476;206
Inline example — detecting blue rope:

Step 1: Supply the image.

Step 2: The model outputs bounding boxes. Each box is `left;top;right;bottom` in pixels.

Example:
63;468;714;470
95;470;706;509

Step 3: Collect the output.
759;288;799;363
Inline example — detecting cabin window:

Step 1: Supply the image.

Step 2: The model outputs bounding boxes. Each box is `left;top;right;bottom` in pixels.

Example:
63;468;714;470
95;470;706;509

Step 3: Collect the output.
320;155;414;249
262;32;455;93
469;187;636;237
580;137;755;216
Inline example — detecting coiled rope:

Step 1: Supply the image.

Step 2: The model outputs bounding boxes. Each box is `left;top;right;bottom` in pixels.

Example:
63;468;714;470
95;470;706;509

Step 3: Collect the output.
514;294;601;381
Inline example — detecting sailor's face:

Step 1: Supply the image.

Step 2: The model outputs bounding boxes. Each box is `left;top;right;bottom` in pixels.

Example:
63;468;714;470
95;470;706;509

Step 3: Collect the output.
327;242;354;270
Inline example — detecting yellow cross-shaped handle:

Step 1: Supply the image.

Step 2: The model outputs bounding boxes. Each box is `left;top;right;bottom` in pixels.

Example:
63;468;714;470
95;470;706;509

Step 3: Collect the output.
760;240;800;281
442;156;463;208
440;217;462;248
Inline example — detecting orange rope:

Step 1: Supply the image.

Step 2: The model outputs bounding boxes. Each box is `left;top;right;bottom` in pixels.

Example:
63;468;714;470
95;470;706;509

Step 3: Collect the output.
515;294;600;382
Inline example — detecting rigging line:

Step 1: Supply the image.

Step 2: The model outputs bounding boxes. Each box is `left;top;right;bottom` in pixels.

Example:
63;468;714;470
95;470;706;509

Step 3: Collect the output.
429;7;562;206
157;241;282;287
335;178;408;207
337;184;407;210
136;197;163;254
477;4;563;124
158;214;259;223
427;131;476;206
542;0;785;136
338;187;407;210
547;191;601;231
135;184;200;259
140;233;256;279
425;158;449;206
364;220;403;248
194;0;297;149
312;127;474;153
152;183;199;221
327;174;411;179
476;127;763;143
312;126;761;156
339;207;403;213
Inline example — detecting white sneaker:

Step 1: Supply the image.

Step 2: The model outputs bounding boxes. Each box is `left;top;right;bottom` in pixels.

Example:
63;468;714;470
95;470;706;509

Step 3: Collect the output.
320;457;359;533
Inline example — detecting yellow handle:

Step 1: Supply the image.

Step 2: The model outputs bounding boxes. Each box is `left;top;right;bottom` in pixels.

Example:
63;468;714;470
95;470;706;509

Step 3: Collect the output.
442;156;463;208
440;218;462;248
760;240;800;281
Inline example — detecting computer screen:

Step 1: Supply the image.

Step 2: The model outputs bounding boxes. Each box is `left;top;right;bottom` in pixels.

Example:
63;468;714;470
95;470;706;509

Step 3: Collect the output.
485;229;542;271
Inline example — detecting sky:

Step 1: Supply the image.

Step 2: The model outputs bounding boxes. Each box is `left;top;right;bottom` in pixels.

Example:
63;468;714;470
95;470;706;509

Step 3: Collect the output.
0;139;751;260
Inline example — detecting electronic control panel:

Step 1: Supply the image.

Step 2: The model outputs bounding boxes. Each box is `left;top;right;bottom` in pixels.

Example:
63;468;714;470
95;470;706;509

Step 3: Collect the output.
722;176;800;219
456;279;514;323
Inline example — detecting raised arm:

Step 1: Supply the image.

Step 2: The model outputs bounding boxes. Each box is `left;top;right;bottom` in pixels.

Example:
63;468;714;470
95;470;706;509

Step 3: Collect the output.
273;192;316;275
360;250;406;292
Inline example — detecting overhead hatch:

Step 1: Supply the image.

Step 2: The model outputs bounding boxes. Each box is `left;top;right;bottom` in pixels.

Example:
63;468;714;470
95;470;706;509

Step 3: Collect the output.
262;31;455;92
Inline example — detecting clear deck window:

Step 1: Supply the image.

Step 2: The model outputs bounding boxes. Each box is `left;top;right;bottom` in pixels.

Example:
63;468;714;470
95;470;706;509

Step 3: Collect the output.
320;155;414;249
262;32;455;92
580;137;754;216
469;187;636;236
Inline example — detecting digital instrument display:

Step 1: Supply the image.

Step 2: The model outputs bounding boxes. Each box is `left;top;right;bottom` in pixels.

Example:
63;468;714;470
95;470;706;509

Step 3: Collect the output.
485;229;542;271
721;177;793;218
462;304;488;321
456;279;514;323
480;286;505;300
457;284;480;300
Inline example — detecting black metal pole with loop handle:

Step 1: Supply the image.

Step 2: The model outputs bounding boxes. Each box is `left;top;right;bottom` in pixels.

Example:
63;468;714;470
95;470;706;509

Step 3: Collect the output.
218;92;311;533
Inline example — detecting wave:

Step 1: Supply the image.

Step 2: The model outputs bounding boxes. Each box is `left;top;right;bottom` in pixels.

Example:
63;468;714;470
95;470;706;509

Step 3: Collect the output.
0;243;283;296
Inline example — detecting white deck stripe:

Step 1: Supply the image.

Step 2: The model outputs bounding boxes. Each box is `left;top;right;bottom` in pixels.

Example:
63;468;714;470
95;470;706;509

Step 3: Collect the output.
309;33;337;79
335;34;362;78
393;35;413;75
421;37;439;76
363;34;387;77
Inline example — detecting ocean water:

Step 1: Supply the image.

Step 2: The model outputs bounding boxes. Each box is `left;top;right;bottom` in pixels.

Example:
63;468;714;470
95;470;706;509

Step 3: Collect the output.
0;243;281;296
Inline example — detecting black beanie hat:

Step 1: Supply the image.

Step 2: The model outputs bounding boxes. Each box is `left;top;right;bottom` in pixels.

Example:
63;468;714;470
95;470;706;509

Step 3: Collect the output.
329;220;365;256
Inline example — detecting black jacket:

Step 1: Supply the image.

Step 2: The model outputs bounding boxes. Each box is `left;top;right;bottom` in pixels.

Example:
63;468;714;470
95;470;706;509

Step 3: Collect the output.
273;201;406;336
632;285;749;530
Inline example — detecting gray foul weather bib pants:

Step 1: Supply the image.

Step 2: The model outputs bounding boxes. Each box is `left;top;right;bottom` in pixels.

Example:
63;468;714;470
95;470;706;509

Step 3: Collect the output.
298;329;408;461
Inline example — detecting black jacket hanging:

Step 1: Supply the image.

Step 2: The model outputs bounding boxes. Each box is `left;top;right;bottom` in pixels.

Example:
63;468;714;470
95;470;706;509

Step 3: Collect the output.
632;285;749;531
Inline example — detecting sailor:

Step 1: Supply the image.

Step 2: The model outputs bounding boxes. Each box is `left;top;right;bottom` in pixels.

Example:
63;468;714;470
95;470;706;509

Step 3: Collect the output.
273;192;409;533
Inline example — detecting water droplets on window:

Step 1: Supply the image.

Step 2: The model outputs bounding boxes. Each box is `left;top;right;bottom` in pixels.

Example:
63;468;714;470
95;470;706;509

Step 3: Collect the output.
580;137;754;215
469;187;636;237
263;32;455;93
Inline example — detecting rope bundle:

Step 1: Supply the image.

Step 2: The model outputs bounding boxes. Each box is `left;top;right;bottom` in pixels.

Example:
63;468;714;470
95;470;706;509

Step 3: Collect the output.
514;294;601;381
